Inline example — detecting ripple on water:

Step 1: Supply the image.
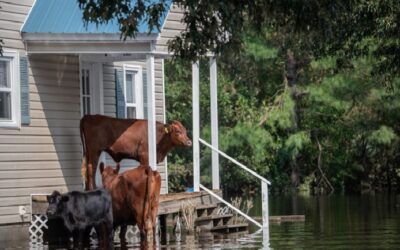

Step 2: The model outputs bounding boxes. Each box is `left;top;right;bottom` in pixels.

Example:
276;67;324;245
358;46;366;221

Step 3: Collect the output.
1;194;400;249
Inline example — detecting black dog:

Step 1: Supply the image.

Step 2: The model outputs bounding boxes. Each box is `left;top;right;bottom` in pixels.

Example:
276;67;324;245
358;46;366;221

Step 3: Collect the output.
46;189;114;248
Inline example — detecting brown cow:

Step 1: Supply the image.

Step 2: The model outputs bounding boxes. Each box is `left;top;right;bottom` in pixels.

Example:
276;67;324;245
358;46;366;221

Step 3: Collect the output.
99;162;161;246
80;114;191;190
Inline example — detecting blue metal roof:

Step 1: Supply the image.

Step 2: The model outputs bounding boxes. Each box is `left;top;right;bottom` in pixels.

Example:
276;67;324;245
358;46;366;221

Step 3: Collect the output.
22;0;170;34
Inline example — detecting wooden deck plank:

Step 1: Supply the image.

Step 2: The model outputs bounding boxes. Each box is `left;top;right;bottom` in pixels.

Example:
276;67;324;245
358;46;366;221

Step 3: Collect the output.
31;191;221;215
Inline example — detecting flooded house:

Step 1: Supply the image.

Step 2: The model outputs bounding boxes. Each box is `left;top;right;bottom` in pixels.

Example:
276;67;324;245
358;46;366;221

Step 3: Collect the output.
0;0;183;225
0;0;270;246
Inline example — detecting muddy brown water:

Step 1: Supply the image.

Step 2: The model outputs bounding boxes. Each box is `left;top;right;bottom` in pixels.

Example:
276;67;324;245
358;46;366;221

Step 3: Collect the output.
1;193;399;249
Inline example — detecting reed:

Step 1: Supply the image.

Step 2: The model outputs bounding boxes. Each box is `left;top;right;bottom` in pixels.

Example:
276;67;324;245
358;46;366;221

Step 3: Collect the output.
230;197;254;224
180;200;196;234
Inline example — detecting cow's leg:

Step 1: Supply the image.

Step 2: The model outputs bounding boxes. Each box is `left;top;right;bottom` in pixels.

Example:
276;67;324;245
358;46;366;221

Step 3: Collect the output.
77;228;85;249
152;218;157;246
84;153;93;191
152;214;159;245
86;152;100;190
67;230;74;249
94;225;103;247
119;225;127;244
152;174;161;245
105;221;114;249
152;196;160;245
137;221;148;248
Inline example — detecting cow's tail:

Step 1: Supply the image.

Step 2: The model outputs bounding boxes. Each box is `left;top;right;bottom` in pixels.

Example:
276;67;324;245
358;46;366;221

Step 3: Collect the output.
143;166;154;232
80;117;88;184
81;156;87;183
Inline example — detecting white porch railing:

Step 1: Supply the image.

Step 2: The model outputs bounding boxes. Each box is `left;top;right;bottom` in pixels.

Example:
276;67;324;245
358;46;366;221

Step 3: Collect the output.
198;138;271;230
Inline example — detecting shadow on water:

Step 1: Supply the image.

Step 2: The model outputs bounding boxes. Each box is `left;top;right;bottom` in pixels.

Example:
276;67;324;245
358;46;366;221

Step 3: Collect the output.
1;193;400;249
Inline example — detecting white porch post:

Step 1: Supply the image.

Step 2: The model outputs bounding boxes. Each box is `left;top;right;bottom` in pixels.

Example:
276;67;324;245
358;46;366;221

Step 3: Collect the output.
192;61;200;192
210;57;220;190
262;181;270;248
147;54;157;170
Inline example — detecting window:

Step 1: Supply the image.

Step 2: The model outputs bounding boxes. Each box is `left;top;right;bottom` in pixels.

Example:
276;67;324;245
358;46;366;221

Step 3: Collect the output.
80;62;103;117
0;51;20;128
124;65;143;119
81;67;91;115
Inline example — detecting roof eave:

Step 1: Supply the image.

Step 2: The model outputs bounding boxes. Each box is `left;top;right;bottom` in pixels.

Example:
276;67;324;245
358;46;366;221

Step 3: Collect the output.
21;32;159;43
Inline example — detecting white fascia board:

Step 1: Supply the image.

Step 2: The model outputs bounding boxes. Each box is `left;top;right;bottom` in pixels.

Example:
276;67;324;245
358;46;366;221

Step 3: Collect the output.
21;32;159;42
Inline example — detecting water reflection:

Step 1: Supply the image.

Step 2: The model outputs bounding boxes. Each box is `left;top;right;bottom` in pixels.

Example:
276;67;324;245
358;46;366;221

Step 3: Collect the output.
2;194;400;249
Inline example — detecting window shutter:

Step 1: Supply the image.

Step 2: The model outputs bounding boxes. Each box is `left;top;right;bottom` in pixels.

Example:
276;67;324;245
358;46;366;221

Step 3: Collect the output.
115;68;125;118
142;71;148;119
20;56;30;125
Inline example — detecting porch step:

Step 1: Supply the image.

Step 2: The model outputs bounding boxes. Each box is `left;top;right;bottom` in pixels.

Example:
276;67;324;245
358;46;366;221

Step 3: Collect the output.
196;204;218;210
194;203;250;233
196;203;218;217
210;223;249;233
195;214;232;223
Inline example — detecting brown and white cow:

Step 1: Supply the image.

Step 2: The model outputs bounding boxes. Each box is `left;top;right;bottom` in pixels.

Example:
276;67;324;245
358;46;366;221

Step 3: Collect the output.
80;114;191;190
99;162;161;246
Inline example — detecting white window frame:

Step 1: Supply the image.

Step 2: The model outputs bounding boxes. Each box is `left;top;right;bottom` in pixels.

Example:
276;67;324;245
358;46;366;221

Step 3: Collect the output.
123;64;144;119
80;66;91;116
79;60;104;117
0;50;20;128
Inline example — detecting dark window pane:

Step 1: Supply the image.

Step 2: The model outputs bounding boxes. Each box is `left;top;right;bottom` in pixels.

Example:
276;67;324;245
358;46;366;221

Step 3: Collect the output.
126;73;133;103
0;61;10;88
86;70;90;95
81;69;86;95
0;92;11;120
82;97;86;115
126;71;136;104
127;107;136;118
87;97;91;114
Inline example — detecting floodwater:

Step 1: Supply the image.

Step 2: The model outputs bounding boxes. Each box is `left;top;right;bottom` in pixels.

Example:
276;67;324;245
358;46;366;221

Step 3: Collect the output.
1;193;400;249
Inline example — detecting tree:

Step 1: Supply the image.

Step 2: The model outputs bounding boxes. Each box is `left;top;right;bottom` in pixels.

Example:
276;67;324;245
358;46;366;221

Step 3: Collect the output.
78;0;400;83
78;0;400;194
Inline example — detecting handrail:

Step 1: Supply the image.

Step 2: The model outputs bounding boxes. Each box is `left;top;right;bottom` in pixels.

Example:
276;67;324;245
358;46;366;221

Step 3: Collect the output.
199;184;262;228
199;138;271;185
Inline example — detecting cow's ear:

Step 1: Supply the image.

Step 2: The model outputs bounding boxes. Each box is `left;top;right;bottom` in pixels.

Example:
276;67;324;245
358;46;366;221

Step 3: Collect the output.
61;196;69;202
99;162;105;173
46;195;51;202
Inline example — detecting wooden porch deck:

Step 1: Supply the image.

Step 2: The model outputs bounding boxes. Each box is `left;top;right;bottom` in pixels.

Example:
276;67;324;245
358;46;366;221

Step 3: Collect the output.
31;190;221;216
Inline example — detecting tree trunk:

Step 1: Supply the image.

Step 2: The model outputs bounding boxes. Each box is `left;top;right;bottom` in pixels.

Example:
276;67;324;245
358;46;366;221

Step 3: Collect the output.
316;135;334;194
286;49;300;187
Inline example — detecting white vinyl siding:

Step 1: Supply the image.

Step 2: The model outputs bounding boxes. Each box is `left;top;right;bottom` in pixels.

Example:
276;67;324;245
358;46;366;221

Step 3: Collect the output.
155;3;185;53
0;54;82;225
0;0;34;52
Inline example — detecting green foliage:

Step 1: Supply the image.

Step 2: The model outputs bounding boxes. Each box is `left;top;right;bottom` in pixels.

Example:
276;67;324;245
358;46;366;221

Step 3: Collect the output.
168;161;193;193
368;126;398;146
78;0;400;84
78;0;400;194
284;132;311;161
165;28;400;194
